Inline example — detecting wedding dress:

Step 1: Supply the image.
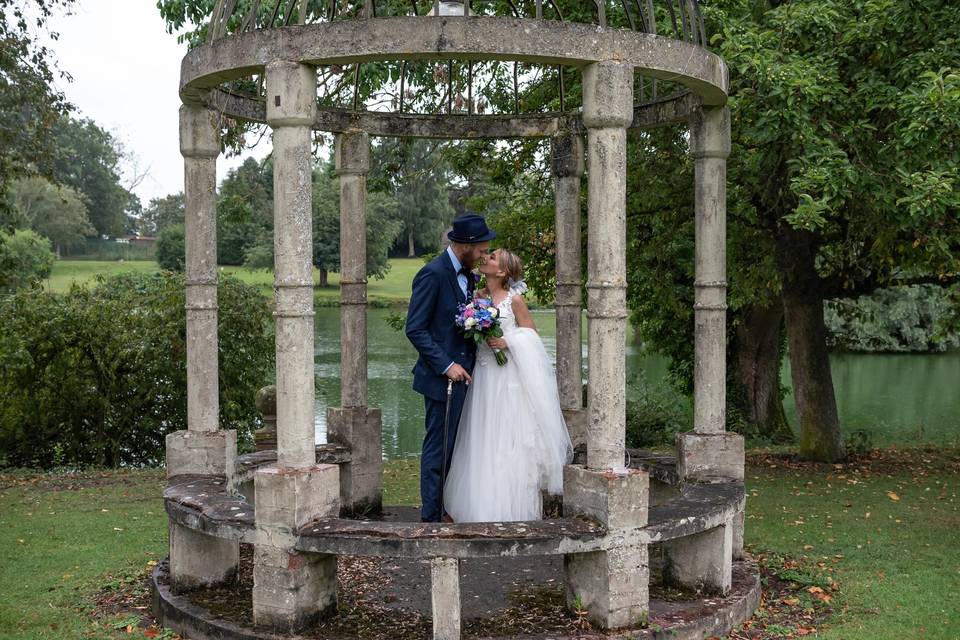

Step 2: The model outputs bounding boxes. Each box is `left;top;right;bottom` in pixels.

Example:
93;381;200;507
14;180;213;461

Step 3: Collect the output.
443;286;574;522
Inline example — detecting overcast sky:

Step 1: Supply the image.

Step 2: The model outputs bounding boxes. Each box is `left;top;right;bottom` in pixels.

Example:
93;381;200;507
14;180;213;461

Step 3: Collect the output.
45;0;269;206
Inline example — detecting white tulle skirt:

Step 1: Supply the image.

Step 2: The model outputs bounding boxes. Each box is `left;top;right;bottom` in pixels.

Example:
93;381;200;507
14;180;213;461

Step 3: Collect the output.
443;327;574;522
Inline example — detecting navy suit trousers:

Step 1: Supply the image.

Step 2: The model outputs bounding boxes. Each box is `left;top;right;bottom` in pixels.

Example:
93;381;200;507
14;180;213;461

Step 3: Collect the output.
420;383;469;522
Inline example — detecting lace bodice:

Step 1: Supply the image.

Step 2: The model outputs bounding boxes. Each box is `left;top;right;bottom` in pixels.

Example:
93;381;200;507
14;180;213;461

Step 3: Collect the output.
495;290;518;332
477;289;518;366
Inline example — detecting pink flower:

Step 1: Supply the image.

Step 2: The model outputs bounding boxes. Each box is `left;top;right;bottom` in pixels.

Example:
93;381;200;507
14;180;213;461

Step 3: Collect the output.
464;308;474;317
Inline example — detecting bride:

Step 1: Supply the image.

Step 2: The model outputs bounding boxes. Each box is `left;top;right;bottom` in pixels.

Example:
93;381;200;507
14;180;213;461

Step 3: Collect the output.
443;248;574;522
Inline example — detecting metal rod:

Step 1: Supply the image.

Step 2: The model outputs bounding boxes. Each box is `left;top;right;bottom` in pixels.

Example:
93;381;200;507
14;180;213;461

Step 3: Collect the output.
467;61;473;114
667;0;680;39
595;0;606;27
620;0;635;30
353;63;361;110
645;0;656;33
411;0;419;16
513;62;519;114
558;65;565;111
447;60;454;113
240;0;260;31
268;0;282;27
535;0;542;19
677;0;690;41
399;60;407;112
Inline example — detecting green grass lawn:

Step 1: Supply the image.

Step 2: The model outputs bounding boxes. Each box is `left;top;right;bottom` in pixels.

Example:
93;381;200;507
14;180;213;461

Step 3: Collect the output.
45;258;425;305
0;449;956;639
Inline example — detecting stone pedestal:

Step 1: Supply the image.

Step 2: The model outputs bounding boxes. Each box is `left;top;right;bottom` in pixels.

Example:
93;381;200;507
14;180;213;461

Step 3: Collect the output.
165;429;236;479
326;407;383;513
677;432;745;482
254;385;278;452
563;465;649;629
430;557;461;640
663;519;733;595
252;464;340;631
168;522;239;592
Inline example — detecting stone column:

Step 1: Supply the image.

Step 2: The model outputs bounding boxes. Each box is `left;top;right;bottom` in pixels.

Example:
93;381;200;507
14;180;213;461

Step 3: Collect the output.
564;62;649;631
552;132;586;451
253;60;340;632
165;104;238;591
583;62;632;472
677;106;745;483
327;131;383;514
270;61;317;471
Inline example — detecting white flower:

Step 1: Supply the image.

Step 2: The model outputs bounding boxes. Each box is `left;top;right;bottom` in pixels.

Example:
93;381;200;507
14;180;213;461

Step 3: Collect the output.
489;307;499;318
465;317;478;329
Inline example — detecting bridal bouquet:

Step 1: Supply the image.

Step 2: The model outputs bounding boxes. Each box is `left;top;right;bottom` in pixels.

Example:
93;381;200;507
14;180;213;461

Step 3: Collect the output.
455;297;507;365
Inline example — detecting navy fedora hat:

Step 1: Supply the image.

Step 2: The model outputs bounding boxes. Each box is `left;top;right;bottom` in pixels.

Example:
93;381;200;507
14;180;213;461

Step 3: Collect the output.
447;213;496;244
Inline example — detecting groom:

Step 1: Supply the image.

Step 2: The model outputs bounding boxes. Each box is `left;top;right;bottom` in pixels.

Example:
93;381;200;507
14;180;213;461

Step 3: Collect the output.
405;213;495;522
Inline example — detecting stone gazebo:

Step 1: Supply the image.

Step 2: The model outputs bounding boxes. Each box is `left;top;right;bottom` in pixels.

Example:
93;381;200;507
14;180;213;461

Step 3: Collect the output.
154;1;758;638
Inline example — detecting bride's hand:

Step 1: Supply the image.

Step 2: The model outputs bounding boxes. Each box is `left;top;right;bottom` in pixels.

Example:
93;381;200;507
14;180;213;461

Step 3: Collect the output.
486;336;507;350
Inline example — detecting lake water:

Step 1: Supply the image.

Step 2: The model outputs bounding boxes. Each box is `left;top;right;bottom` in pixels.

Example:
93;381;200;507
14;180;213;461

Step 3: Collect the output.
313;308;960;460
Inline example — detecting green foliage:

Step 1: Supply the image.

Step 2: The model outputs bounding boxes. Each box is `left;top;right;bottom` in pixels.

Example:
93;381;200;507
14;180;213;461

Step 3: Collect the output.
0;272;273;469
0;228;55;291
0;0;75;210
624;372;693;449
138;192;184;235
156;223;186;272
9;176;95;252
370;139;456;256
218;157;273;266
312;161;403;280
825;285;960;353
49;117;134;237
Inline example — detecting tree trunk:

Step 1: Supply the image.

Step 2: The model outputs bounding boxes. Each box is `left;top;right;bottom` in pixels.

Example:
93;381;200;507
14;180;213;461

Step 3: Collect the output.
775;226;846;462
407;230;416;258
733;298;793;442
319;268;329;288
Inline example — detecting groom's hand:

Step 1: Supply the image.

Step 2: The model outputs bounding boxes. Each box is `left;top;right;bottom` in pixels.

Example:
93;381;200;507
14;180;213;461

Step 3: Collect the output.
446;363;473;385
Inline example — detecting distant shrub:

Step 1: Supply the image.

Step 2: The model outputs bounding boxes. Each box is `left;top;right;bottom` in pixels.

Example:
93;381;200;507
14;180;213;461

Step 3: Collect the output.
156;223;186;272
0;272;273;469
825;285;959;352
0;229;55;291
624;372;693;448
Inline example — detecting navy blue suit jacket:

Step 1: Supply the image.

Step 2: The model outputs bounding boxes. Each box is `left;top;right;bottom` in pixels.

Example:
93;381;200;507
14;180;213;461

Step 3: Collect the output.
405;252;476;402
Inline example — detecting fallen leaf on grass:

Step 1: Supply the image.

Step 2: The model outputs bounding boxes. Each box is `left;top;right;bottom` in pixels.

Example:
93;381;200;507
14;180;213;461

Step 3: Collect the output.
887;491;901;501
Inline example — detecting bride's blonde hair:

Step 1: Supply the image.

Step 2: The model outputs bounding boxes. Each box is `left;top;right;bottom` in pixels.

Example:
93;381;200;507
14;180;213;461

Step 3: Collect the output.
496;249;524;288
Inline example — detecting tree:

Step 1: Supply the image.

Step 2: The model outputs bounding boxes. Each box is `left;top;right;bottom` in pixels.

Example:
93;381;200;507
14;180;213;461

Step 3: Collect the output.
156;224;186;272
0;0;75;209
371;139;456;257
218;157;273;266
50;117;134;237
313;161;403;286
10;176;94;255
139;192;184;235
701;0;960;460
0;228;55;292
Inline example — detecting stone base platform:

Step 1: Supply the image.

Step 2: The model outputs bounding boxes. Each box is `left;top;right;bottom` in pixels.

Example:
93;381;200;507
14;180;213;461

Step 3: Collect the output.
151;507;760;640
